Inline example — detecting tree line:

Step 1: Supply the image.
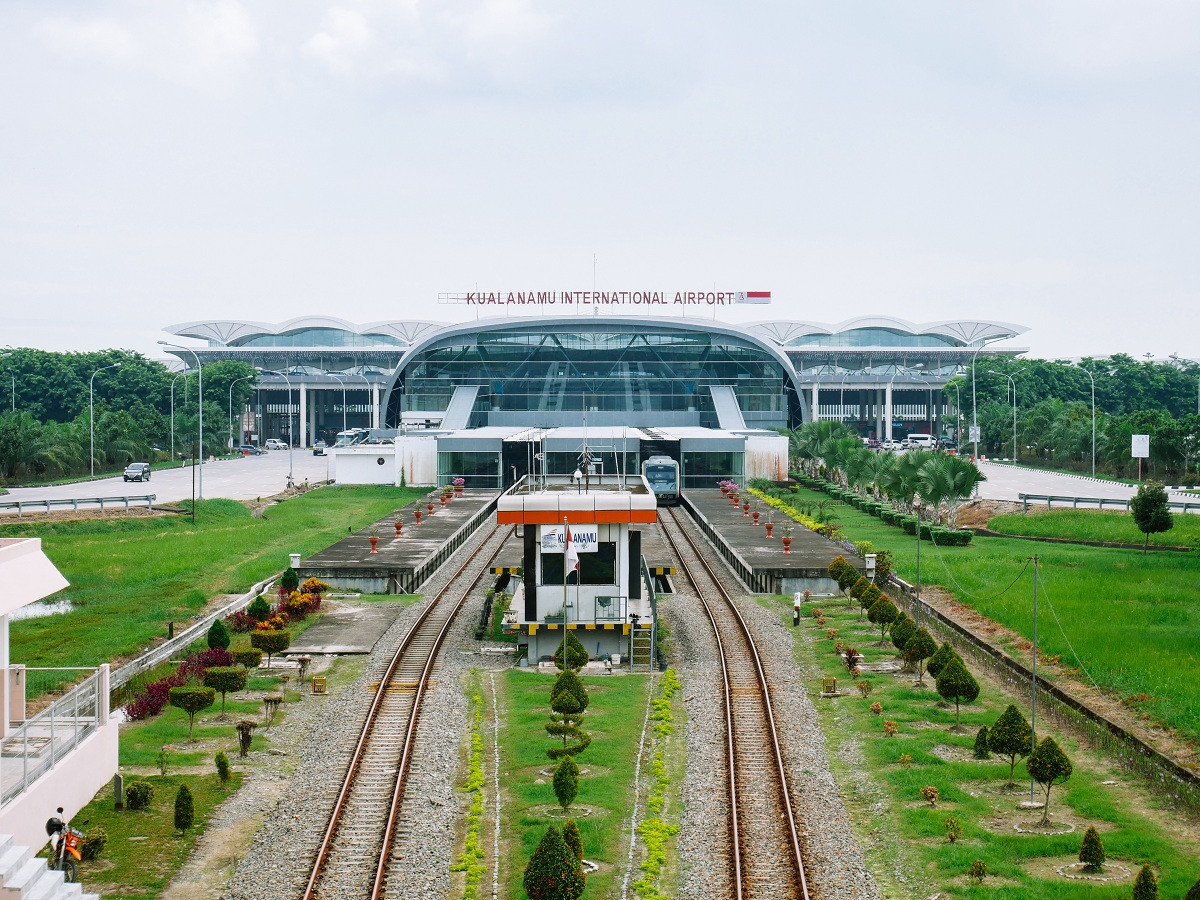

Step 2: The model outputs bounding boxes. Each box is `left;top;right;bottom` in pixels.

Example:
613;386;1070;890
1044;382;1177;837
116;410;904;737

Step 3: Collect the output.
0;348;256;484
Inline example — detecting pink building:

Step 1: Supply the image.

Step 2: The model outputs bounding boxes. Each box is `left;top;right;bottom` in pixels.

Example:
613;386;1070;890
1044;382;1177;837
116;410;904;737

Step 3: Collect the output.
0;538;117;880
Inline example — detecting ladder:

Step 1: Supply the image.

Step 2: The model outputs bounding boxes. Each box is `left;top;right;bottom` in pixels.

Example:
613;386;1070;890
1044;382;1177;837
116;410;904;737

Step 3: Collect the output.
630;626;654;672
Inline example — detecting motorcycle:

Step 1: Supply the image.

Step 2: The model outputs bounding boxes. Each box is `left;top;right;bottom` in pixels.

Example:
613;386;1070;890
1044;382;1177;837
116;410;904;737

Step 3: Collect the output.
44;807;83;883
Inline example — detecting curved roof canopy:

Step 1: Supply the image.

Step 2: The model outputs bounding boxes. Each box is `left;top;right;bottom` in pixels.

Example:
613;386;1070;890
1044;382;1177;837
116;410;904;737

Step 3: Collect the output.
748;317;1027;348
165;317;447;347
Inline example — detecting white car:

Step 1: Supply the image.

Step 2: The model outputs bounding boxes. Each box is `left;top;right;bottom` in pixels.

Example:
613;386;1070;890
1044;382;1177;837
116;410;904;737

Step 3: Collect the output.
265;438;287;450
881;440;902;451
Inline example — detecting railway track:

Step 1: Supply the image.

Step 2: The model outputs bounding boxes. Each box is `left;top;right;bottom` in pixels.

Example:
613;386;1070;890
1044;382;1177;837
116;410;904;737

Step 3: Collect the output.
301;523;511;900
661;507;811;900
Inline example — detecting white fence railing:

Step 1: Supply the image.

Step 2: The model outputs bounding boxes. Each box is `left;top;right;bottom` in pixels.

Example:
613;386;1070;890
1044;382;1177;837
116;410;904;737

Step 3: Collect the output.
1;666;109;807
0;494;156;517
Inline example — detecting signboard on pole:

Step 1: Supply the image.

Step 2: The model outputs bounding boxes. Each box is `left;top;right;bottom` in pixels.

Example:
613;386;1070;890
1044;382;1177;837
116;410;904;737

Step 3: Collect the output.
1131;434;1150;458
540;524;598;554
968;426;981;444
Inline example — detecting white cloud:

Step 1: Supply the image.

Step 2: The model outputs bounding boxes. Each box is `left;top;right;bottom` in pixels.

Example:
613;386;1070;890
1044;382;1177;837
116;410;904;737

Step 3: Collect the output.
305;7;374;74
446;0;550;46
36;17;138;65
187;0;259;66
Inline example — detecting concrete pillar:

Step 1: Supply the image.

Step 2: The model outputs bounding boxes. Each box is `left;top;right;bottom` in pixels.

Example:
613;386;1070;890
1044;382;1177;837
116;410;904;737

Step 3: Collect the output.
811;382;819;421
0;613;8;739
299;383;307;448
884;383;893;441
875;389;884;439
372;384;380;429
310;389;319;444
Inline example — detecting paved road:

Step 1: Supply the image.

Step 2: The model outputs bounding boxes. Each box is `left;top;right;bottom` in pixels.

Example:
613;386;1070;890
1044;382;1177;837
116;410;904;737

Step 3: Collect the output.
976;459;1192;503
1;450;331;513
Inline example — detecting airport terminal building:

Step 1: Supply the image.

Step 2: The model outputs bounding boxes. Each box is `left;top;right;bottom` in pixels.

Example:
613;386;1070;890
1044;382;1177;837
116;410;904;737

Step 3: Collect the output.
163;313;1027;488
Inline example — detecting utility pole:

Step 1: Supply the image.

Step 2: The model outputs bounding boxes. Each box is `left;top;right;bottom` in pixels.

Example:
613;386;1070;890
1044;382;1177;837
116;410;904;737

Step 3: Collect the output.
1029;554;1039;804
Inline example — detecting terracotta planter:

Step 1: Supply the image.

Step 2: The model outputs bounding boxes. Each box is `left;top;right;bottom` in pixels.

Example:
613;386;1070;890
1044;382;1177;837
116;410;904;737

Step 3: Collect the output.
440;496;447;508
427;502;435;515
720;486;730;496
455;487;463;497
752;511;760;525
414;509;422;524
394;521;403;537
765;523;774;538
742;502;750;517
369;535;379;554
782;536;793;554
729;493;738;505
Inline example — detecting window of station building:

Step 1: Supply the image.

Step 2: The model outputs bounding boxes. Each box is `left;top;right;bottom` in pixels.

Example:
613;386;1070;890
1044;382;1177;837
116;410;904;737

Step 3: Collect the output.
784;328;962;348
543;451;639;477
234;328;407;348
541;542;617;586
437;451;500;488
681;451;744;489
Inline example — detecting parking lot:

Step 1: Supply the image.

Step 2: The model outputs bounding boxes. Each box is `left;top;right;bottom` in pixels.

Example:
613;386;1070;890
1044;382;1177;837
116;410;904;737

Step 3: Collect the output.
0;449;332;513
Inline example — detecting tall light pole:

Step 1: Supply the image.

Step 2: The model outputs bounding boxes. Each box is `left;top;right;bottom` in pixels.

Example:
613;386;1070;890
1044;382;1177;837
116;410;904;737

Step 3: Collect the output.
970;337;1004;462
89;362;121;476
258;369;295;485
989;371;1018;463
328;373;348;434
1081;365;1096;477
160;342;203;499
228;374;255;450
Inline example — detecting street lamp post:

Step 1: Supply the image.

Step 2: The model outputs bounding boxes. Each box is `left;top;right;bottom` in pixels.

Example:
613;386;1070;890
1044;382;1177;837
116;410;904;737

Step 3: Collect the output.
89;362;121;476
258;369;295;485
328;374;348;434
971;337;1004;462
228;374;255;450
989;371;1018;463
169;372;190;463
1081;365;1097;477
839;369;853;426
159;341;203;499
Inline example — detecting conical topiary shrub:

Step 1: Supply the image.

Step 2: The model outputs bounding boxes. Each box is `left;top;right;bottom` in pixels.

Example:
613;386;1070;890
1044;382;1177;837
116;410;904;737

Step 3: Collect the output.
935;656;980;730
1132;864;1158;900
972;725;991;759
546;670;591;760
523;825;585;900
563;818;583;862
1078;825;1105;872
552;632;589;670
890;616;916;656
206;617;231;650
174;783;194;834
926;642;957;681
1026;736;1073;825
988;705;1033;787
905;627;938;683
553;755;579;812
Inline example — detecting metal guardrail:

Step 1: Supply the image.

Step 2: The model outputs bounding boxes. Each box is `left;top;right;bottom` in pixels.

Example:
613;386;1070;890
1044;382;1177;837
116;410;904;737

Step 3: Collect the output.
1;666;109;807
888;574;1200;811
1018;492;1200;514
0;493;156;517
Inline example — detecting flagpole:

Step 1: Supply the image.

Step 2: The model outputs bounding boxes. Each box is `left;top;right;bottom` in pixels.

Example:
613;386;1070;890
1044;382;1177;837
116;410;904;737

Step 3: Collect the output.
561;516;569;669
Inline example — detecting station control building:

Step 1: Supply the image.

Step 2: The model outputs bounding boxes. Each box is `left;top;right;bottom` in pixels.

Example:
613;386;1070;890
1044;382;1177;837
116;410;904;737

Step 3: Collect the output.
495;476;660;666
163;313;1028;488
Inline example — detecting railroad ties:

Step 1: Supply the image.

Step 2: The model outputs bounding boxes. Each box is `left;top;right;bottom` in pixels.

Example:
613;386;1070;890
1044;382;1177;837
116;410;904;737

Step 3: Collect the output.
301;524;511;900
661;508;811;900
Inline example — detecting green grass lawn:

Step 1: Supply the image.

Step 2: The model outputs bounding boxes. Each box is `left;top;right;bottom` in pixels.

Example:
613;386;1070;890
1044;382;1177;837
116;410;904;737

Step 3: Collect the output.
782;599;1199;899
65;773;239;900
786;486;1200;748
500;670;652;898
988;508;1200;549
1;486;422;671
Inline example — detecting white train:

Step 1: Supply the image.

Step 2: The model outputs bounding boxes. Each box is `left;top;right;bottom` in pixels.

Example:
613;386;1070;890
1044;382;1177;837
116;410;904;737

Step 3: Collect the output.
641;455;680;505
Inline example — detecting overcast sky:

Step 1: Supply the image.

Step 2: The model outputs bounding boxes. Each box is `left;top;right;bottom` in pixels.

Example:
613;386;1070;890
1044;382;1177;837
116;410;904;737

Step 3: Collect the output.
3;1;1198;361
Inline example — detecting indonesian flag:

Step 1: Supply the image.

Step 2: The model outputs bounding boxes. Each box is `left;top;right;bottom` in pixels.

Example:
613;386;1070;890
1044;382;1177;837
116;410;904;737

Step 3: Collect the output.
734;291;771;304
564;524;580;572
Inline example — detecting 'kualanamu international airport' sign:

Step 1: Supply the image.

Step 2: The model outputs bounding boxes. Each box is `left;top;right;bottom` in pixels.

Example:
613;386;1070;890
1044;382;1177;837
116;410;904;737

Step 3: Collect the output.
439;290;771;306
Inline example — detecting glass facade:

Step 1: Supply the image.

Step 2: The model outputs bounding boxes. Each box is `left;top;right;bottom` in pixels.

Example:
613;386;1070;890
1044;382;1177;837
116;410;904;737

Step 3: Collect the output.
231;328;407;348
542;543;618;586
391;325;792;428
785;328;963;348
682;451;744;489
437;451;501;488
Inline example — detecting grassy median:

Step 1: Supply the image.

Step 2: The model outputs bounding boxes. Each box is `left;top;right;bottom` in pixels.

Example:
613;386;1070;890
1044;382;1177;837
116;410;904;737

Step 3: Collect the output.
1;486;422;673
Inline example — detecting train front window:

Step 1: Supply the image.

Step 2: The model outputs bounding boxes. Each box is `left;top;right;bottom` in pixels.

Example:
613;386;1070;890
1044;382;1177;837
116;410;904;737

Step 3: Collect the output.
647;465;675;481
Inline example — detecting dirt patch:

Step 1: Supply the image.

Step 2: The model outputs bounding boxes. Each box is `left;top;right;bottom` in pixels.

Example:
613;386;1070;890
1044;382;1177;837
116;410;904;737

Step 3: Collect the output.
956;499;1022;529
0;506;178;525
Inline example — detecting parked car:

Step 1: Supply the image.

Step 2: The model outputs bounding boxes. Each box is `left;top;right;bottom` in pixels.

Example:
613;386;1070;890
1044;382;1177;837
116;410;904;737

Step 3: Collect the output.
312;440;327;456
265;438;287;450
237;444;264;455
123;462;151;482
906;433;937;449
881;439;902;451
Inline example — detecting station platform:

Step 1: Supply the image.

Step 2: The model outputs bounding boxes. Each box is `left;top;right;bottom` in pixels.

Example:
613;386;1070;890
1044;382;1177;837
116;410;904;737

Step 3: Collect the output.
297;490;499;593
681;490;861;595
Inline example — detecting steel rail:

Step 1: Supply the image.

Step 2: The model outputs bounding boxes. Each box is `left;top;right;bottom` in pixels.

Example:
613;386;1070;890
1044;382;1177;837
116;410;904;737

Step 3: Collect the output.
663;508;810;900
301;523;508;900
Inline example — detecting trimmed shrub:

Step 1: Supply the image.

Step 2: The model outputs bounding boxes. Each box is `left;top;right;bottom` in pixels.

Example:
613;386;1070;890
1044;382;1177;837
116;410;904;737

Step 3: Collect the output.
233;648;263;669
546;669;591;760
280;567;300;592
206;618;231;650
250;628;291;666
926;642;957;680
523;825;585;900
1079;825;1105;871
849;576;871;601
904;627;938;682
203;666;248;714
890;615;916;655
125;780;153;810
1132;864;1159;900
215;750;231;782
943;815;962;844
174;783;194;834
988;705;1033;787
552;755;579;812
968;860;987;885
563;818;583;863
867;597;898;642
551;632;589;670
236;719;256;757
79;826;108;861
973;725;991;759
224;610;254;633
1026;736;1072;825
920;785;940;807
247;595;272;622
299;577;329;594
935;656;980;728
168;686;216;741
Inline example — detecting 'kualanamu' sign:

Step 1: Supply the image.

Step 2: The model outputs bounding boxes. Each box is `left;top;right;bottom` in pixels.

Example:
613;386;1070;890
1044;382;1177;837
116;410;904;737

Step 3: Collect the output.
439;290;770;306
540;524;599;554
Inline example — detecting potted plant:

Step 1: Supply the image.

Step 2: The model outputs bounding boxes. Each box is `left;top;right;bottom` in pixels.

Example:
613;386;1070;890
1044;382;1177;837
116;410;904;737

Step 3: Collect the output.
453;476;465;496
782;523;794;554
752;506;761;525
719;480;731;496
414;507;422;525
394;518;403;537
765;512;774;538
427;494;435;515
369;526;379;554
742;499;751;517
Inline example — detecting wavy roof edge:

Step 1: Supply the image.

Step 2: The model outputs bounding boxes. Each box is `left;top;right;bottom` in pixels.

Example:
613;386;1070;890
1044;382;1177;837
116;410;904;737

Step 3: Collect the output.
164;315;1028;347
